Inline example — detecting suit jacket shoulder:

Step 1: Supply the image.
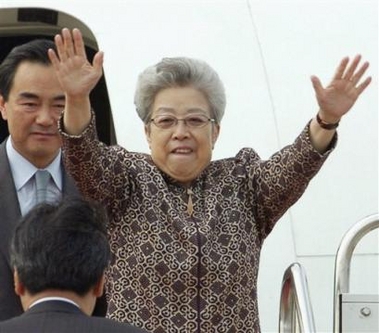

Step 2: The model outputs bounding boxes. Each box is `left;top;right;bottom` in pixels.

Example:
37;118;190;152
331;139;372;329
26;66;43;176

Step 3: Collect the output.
0;301;148;333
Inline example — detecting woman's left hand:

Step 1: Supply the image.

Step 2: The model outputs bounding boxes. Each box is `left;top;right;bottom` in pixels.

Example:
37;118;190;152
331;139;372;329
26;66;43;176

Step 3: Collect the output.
310;55;371;123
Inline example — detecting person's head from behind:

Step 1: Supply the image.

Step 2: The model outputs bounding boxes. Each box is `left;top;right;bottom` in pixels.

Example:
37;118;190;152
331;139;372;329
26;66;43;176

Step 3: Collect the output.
0;39;64;169
10;197;110;315
134;57;226;186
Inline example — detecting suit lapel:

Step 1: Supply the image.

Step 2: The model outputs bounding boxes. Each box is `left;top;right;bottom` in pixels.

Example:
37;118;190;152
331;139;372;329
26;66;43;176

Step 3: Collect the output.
61;166;80;198
0;140;22;263
0;139;22;214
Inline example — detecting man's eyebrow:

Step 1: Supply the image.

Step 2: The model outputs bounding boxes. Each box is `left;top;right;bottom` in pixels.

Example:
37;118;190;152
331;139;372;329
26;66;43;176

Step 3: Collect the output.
17;92;65;101
18;92;39;99
53;94;65;101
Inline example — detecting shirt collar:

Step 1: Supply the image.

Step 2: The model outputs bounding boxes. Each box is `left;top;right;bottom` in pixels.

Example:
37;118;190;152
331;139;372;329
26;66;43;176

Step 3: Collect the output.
29;296;80;309
6;138;63;191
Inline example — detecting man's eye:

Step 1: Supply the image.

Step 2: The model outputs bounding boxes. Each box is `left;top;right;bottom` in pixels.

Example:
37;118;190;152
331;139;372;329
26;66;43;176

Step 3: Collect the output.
20;103;37;110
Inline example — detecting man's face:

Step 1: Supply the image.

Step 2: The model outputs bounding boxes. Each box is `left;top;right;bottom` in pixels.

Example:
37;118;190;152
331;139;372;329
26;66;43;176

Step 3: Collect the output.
0;61;64;168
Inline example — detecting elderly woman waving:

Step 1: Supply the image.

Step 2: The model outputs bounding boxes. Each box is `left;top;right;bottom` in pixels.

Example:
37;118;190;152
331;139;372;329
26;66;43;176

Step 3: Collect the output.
49;28;371;333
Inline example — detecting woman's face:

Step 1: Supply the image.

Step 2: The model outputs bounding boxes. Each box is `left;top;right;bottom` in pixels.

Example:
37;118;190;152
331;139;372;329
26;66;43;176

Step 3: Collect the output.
145;86;220;186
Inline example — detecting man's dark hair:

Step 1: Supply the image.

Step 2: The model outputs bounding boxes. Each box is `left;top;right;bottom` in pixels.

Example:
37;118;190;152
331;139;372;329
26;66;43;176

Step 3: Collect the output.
10;197;110;296
0;39;56;100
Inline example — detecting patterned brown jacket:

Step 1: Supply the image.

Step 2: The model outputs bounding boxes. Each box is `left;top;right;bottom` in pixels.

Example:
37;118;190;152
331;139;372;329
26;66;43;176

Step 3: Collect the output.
61;116;335;333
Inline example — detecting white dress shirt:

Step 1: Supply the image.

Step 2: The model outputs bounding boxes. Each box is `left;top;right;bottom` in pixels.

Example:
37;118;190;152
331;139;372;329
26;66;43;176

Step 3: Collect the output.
29;296;80;309
6;138;63;216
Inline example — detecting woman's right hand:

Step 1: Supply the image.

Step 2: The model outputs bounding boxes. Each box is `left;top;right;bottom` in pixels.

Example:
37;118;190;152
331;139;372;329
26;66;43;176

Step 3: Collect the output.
48;28;103;98
48;28;103;135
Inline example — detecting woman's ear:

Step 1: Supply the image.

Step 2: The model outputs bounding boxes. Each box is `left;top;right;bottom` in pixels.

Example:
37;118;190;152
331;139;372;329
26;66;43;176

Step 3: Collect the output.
212;124;220;149
144;124;152;148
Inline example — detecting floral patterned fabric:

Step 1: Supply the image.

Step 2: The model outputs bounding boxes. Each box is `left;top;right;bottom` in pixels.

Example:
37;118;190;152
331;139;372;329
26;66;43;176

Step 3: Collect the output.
60;116;335;333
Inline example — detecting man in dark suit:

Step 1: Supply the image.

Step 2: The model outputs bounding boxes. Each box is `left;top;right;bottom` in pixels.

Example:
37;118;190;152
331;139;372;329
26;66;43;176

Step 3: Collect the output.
0;39;106;319
0;198;146;333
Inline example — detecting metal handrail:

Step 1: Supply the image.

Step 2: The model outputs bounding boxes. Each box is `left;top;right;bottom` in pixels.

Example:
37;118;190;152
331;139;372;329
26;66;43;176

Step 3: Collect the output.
333;213;379;333
279;262;316;333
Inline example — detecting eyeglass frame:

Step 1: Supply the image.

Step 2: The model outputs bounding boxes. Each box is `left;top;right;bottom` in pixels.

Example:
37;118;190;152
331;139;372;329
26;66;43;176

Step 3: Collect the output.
150;114;216;129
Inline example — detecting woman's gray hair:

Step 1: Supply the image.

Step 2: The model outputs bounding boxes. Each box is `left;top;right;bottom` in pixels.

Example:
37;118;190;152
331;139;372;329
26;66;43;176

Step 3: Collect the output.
134;57;226;124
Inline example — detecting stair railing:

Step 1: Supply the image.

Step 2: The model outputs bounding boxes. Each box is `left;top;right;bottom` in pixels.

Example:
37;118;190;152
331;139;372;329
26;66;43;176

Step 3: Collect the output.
279;262;316;333
333;213;379;333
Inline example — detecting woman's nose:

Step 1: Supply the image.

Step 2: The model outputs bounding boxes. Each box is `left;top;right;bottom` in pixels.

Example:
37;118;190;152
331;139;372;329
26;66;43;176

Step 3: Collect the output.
172;120;190;138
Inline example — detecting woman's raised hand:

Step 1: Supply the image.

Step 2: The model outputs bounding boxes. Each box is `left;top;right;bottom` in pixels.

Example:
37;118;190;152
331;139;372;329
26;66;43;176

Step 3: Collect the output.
48;28;103;98
311;55;371;123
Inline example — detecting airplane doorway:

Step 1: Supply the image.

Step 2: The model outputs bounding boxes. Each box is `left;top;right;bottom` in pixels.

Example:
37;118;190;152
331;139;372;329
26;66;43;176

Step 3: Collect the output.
0;7;116;145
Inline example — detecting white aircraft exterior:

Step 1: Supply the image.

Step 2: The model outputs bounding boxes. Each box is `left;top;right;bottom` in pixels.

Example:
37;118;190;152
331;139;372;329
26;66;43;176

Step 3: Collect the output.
0;1;377;332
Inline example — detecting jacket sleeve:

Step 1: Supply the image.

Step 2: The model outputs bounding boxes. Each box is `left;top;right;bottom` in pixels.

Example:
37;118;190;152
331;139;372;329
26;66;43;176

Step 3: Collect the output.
249;120;337;239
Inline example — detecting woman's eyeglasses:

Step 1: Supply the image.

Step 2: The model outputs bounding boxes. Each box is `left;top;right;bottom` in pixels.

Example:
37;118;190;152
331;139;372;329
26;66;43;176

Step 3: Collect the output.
150;114;215;129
